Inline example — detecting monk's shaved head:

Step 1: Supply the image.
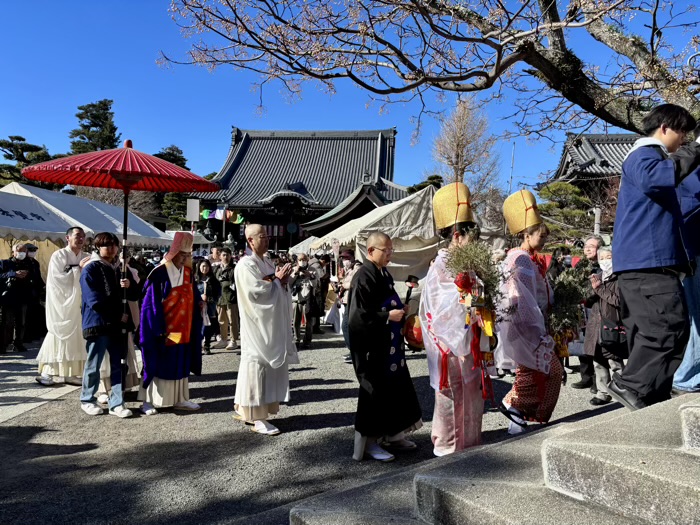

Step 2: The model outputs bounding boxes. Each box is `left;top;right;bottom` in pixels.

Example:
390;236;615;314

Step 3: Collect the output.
367;231;390;249
245;224;264;238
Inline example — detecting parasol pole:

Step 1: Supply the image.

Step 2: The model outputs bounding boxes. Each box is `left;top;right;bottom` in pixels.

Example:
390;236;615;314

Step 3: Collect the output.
121;189;130;382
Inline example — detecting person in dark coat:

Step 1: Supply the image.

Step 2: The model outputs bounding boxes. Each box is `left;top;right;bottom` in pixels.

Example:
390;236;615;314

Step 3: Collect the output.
348;231;423;462
584;247;626;405
23;243;46;343
195;258;221;355
0;243;34;353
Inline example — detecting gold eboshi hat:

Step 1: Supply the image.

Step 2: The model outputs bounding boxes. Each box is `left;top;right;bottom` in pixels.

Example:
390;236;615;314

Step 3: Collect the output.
503;189;543;234
433;182;474;230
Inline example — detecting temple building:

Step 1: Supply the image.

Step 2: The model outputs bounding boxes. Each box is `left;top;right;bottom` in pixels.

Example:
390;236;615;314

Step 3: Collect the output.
192;127;407;250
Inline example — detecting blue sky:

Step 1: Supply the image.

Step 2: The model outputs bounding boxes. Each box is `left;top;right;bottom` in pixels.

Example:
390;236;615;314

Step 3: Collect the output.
1;2;587;191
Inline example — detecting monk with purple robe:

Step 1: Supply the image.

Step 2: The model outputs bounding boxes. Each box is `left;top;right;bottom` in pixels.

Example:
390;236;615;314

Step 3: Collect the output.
139;232;203;415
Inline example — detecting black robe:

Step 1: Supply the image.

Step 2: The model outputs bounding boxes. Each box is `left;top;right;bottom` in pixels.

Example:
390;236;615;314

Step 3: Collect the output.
348;260;422;437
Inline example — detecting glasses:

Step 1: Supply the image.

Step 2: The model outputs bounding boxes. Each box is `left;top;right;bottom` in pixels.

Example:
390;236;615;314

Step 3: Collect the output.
373;247;394;255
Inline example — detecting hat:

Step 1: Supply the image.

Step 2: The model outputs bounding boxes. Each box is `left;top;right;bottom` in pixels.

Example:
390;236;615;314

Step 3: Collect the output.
164;232;194;262
503;189;543;234
25;243;38;252
433;182;474;230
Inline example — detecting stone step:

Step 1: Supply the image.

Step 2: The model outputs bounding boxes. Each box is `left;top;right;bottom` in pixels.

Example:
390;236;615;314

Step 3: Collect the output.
416;479;644;525
544;394;700;525
680;396;700;452
290;408;625;525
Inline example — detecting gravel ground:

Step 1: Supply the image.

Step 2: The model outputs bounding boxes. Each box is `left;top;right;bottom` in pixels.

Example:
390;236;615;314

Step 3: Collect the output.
0;330;618;525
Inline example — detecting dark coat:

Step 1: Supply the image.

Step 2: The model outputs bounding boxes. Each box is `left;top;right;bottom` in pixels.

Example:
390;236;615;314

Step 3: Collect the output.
347;260;422;437
583;273;624;360
80;259;138;339
612;142;700;273
215;263;237;305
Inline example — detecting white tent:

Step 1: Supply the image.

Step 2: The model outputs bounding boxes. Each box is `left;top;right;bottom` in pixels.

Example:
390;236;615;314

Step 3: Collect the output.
311;186;438;283
1;183;172;247
166;230;209;246
289;235;319;255
0;191;72;242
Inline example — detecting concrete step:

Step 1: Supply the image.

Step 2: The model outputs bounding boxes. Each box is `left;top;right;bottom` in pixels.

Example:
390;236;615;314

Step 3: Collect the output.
416;479;643;525
544;394;700;525
680;396;700;452
289;469;424;525
290;409;625;525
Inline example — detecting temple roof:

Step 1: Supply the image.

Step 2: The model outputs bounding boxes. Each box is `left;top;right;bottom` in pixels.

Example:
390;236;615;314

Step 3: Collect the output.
192;127;400;209
551;133;639;184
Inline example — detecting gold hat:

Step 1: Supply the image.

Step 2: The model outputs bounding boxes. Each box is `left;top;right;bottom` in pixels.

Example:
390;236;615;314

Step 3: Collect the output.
433;182;474;230
503;189;543;234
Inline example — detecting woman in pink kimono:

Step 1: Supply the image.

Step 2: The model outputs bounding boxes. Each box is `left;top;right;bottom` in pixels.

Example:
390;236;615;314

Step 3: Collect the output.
499;190;562;434
419;182;485;456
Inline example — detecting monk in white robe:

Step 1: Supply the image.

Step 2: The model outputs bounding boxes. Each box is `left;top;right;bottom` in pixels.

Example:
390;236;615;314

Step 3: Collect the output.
36;227;91;386
233;224;298;436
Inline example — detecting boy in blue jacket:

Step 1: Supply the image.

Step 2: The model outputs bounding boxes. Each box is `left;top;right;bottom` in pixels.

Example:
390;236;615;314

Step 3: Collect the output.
610;104;700;410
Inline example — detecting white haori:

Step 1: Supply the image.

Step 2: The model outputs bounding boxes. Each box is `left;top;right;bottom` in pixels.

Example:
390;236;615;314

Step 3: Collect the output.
37;246;88;377
138;378;189;407
234;252;298;412
99;331;142;392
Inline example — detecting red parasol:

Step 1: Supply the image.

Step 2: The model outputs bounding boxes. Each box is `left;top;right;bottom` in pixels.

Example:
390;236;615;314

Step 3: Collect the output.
22;139;219;247
22;139;219;380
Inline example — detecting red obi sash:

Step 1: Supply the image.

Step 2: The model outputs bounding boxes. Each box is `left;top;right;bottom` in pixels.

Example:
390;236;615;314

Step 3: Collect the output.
164;266;193;346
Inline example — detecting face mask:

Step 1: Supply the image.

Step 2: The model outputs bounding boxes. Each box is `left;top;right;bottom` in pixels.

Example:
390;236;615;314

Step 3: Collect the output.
15;252;27;260
599;259;613;279
153;256;161;262
28;252;37;259
299;261;308;268
343;260;352;270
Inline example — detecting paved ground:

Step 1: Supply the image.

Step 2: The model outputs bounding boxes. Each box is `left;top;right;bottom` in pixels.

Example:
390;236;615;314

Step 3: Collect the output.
0;330;620;525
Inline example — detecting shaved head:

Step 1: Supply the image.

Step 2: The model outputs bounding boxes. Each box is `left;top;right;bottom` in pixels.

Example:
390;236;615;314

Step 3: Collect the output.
245;224;264;238
367;231;390;249
246;223;269;256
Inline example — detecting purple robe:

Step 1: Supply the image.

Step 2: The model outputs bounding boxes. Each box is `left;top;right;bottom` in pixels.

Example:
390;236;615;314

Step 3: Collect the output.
140;264;203;387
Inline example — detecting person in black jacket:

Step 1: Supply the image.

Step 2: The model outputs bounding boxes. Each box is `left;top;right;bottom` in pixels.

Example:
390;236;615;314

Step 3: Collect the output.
215;248;239;350
196;258;222;354
0;243;33;353
23;243;46;343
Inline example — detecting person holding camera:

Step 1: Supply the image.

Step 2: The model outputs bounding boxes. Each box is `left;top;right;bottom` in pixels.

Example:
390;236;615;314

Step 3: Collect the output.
289;253;319;349
0;243;34;353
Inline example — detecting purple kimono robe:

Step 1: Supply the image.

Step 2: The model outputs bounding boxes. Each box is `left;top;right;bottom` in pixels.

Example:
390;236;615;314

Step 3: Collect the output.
140;264;203;387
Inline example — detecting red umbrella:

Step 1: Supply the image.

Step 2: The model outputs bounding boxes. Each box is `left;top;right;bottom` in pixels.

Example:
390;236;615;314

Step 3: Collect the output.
22;139;219;247
22;139;219;380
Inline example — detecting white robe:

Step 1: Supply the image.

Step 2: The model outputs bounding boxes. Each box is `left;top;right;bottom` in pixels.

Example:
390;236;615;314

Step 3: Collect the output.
234;253;298;409
37;247;88;377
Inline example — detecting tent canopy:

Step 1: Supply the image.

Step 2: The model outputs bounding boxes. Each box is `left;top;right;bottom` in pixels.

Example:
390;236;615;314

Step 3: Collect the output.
288;236;319;255
311;186;438;282
0;191;72;242
1;183;172;247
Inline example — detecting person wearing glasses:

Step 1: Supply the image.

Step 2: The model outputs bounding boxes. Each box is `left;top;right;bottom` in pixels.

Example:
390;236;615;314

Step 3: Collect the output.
347;231;423;462
233;224;298;436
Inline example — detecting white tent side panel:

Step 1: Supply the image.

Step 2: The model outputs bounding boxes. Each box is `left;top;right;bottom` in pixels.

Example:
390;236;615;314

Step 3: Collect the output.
289;236;319;255
0;191;72;242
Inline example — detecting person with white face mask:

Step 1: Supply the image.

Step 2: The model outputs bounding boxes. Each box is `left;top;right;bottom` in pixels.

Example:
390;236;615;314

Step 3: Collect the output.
0;243;33;353
588;247;626;406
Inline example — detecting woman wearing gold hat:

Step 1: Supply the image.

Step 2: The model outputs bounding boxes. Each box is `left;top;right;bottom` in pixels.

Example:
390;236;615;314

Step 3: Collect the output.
499;190;562;434
418;182;485;456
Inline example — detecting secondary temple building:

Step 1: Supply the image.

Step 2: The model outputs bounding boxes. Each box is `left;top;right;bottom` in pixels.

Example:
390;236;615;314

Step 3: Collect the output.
192;127;407;250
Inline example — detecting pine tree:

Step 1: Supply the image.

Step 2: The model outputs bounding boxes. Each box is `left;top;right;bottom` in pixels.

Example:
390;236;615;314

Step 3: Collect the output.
538;182;594;251
69;99;121;154
0;135;53;186
155;145;190;229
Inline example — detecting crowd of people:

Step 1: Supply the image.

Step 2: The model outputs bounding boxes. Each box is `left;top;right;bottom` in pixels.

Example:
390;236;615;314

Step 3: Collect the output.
3;102;700;463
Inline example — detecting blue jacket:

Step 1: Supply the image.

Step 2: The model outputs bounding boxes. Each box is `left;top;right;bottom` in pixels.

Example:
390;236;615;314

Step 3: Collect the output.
80;258;136;338
613;144;698;272
678;165;700;260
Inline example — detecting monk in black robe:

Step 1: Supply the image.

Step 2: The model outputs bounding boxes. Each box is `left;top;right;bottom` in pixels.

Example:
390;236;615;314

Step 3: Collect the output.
348;232;423;462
